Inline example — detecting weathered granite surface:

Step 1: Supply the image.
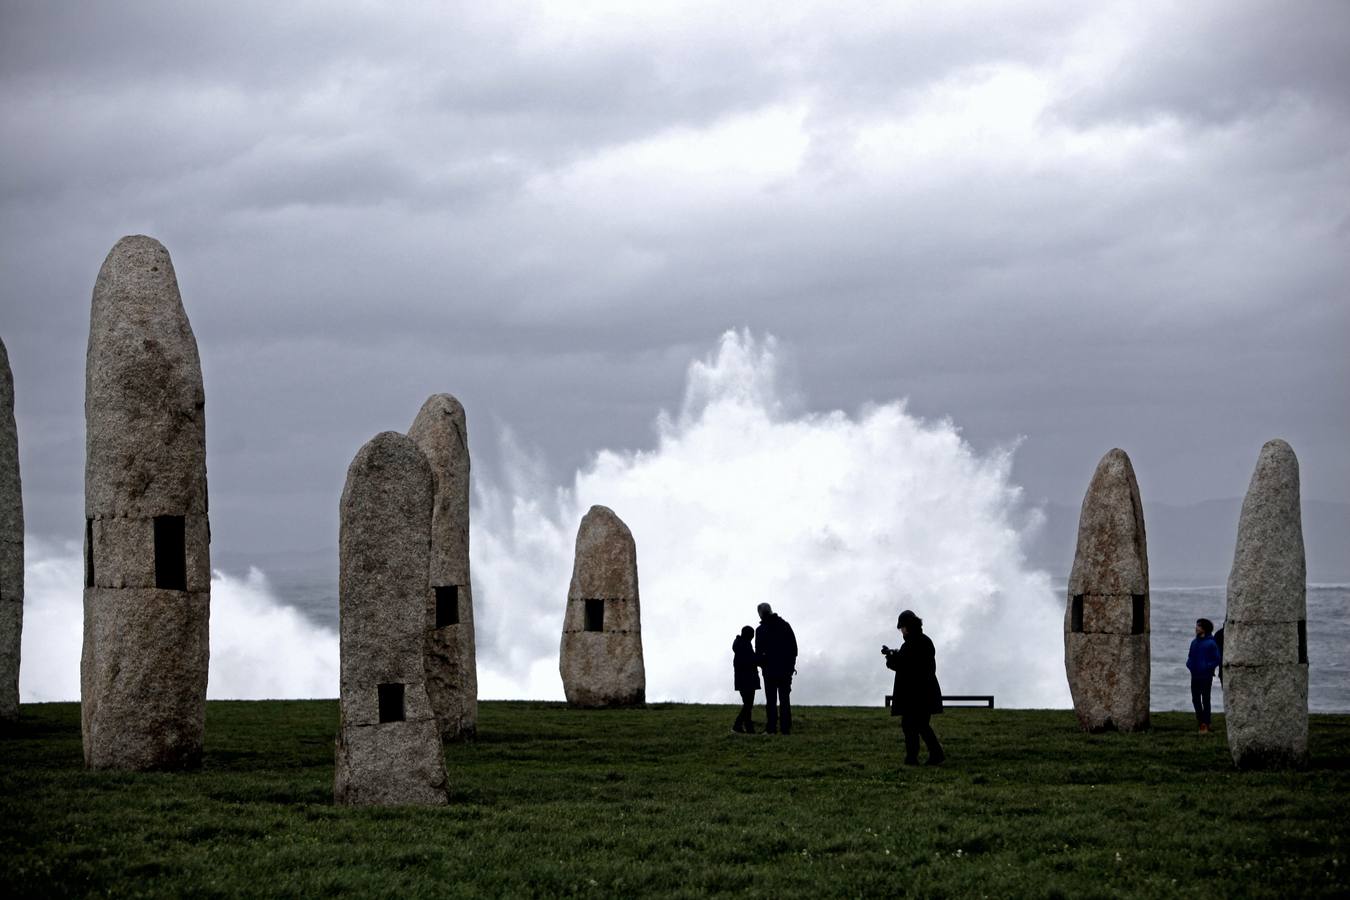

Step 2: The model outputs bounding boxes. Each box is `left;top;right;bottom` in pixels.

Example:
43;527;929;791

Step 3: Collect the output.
80;589;209;768
82;236;210;769
0;337;22;722
408;394;477;740
334;432;448;806
560;505;645;707
1064;448;1150;732
85;237;208;518
1225;439;1308;768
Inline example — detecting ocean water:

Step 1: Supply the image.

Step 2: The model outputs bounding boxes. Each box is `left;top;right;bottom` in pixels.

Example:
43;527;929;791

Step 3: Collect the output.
261;553;1348;711
1150;584;1349;714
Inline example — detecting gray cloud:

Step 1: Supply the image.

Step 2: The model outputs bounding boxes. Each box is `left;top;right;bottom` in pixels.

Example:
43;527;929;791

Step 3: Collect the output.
0;0;1346;571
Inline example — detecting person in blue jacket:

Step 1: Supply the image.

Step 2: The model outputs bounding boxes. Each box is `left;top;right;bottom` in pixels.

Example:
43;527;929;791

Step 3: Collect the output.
1187;618;1222;733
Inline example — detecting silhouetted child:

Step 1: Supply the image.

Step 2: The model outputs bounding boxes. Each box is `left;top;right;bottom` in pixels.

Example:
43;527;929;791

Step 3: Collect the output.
1187;618;1221;733
732;626;760;733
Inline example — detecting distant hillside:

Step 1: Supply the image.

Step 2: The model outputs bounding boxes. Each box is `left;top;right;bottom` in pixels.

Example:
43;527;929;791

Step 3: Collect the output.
1025;498;1349;586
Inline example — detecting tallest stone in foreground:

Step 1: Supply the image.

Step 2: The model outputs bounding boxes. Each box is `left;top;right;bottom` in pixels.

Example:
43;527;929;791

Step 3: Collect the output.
1064;448;1150;732
1224;439;1308;769
0;337;22;723
83;236;210;770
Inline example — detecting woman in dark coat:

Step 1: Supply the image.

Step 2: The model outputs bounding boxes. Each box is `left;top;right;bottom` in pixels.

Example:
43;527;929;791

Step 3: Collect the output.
732;626;761;733
883;609;945;765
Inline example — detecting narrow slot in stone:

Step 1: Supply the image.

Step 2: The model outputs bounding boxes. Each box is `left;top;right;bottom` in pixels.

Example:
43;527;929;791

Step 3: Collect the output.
584;598;604;632
1131;594;1145;635
1071;594;1084;633
377;683;405;723
85;518;95;588
153;515;187;590
435;585;459;628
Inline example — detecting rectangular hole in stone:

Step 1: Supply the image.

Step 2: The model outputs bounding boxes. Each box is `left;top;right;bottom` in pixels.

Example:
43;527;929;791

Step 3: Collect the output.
1131;594;1146;635
378;683;405;723
1298;620;1307;665
584;598;604;632
154;515;187;590
1071;595;1084;633
85;518;95;589
435;585;460;628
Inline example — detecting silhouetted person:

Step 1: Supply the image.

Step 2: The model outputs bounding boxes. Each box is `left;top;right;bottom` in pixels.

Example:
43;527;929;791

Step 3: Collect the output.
883;609;944;765
1187;617;1221;734
756;602;797;735
732;626;760;733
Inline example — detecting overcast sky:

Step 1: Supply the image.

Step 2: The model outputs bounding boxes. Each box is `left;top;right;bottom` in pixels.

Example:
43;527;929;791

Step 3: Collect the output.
3;0;1348;560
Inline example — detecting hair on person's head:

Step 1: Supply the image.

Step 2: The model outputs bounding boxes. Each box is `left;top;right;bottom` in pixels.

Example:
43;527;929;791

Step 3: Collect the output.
757;602;772;618
897;609;922;630
741;625;754;638
1197;617;1214;636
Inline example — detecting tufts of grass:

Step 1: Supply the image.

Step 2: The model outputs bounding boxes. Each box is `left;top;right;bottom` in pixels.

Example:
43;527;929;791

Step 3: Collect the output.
1;701;1347;898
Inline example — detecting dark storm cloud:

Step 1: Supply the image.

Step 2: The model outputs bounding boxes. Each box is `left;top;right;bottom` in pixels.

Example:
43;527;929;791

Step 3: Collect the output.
1052;1;1350;126
1;0;1346;565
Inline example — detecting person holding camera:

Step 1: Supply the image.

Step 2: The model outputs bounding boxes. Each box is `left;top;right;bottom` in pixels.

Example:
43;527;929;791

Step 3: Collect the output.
883;609;945;766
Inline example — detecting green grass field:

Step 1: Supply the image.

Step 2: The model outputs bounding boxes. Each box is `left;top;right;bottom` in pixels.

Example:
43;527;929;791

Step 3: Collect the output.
1;701;1347;898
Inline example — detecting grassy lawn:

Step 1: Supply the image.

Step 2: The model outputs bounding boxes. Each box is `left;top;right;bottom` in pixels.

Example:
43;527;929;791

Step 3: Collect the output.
1;701;1347;898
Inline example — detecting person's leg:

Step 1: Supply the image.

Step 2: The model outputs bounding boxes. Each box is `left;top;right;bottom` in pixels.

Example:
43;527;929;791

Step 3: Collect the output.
737;690;755;732
1199;676;1213;729
779;675;792;735
901;715;920;764
918;713;944;763
1191;677;1205;729
764;678;779;734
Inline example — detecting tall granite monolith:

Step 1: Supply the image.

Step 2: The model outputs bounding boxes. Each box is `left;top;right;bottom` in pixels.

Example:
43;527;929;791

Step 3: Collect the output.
334;432;448;806
560;505;645;707
0;337;22;723
1064;448;1150;732
1224;439;1308;768
408;394;477;740
82;236;210;769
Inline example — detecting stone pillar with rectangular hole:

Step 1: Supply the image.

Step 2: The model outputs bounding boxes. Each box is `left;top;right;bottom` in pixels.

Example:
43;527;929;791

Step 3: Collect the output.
334;431;448;805
1064;448;1150;732
82;236;210;769
0;336;22;723
1224;439;1308;768
559;505;645;707
408;394;477;740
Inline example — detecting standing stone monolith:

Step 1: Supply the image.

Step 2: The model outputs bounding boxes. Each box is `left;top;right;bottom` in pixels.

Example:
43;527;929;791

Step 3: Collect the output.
1224;439;1308;768
334;432;448;806
0;337;23;723
82;236;210;769
408;394;477;740
560;505;645;707
1064;448;1150;732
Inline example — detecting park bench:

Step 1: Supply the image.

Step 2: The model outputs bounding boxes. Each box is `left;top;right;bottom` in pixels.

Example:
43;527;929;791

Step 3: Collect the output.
885;694;994;709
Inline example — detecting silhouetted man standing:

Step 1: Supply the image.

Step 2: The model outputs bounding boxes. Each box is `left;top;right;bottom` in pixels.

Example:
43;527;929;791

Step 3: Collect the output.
755;602;798;735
